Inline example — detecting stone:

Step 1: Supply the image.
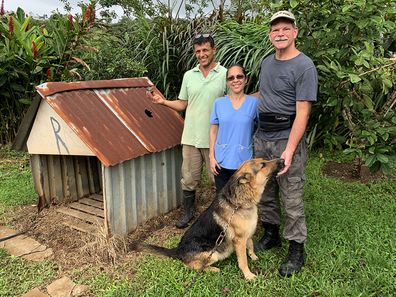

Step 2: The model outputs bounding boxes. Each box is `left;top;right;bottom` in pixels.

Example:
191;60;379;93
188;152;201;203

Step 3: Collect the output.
0;226;53;261
3;235;42;256
0;226;18;248
72;284;89;296
23;248;54;262
21;288;49;297
46;276;75;297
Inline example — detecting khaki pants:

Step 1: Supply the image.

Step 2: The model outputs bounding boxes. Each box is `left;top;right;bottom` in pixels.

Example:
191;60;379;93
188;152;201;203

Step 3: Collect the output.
253;134;308;243
181;145;214;191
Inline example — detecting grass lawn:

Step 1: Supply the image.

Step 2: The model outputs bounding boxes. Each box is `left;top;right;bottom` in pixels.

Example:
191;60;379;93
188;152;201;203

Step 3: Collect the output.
0;148;395;296
0;148;36;217
0;148;55;297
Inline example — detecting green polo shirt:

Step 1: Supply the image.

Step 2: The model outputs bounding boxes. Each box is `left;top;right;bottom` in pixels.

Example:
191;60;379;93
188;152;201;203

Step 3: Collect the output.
178;63;227;148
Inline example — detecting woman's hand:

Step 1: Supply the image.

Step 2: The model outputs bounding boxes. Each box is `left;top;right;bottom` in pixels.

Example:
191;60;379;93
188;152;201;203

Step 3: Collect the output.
210;157;221;175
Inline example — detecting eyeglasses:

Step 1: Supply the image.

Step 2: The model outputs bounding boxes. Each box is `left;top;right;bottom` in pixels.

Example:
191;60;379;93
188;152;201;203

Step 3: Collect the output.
226;74;245;81
194;33;212;39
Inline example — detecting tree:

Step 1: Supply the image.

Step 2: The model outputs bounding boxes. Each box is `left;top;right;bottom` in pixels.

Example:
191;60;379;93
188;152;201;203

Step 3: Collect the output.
284;0;396;173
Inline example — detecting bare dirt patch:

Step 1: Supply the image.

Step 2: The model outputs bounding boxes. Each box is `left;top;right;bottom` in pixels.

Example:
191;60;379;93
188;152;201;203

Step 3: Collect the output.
322;161;384;183
2;185;216;276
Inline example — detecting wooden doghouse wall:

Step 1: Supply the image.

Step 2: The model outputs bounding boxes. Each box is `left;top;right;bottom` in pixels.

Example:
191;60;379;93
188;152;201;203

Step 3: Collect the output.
30;154;102;209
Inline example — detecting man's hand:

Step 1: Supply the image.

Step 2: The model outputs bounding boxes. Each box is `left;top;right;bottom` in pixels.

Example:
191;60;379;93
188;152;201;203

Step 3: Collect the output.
147;90;166;105
278;149;294;175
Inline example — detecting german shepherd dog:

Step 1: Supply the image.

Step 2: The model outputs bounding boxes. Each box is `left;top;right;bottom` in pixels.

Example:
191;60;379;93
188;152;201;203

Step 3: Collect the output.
135;158;284;280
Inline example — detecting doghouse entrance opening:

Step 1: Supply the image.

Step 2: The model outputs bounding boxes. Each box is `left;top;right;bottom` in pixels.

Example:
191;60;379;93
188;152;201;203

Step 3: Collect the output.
30;154;105;235
58;193;104;235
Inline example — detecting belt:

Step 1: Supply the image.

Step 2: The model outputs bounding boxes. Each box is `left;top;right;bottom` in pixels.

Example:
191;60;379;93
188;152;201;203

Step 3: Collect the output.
258;113;296;132
259;113;296;123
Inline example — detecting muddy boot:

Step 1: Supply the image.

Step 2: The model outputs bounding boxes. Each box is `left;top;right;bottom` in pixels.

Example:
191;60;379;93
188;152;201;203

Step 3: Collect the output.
175;190;195;229
279;240;304;277
254;223;281;252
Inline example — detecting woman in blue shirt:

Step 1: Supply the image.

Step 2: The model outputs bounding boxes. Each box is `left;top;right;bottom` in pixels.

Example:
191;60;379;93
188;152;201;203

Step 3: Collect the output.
209;64;258;193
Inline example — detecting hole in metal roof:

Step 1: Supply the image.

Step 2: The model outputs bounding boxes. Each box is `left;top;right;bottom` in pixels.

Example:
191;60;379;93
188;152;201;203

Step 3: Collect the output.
144;109;153;118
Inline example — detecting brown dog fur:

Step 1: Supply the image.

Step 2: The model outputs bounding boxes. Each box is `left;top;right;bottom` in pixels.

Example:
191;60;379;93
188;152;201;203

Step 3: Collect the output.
134;158;284;280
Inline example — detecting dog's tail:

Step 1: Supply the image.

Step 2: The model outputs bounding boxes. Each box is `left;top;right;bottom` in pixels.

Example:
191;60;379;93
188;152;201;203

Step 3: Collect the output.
131;241;180;259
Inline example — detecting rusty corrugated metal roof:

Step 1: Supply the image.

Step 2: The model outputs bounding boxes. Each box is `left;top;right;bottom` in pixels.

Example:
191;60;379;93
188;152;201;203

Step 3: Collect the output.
35;78;184;167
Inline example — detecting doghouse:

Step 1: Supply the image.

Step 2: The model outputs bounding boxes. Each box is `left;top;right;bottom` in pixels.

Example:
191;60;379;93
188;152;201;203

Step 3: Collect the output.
13;78;184;236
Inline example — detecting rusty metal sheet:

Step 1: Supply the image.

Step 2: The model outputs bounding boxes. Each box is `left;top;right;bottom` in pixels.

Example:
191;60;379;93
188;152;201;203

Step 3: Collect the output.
96;88;183;152
35;78;184;167
36;77;152;97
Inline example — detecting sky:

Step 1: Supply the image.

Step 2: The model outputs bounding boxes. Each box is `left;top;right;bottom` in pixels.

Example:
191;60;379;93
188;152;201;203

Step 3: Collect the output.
5;0;123;18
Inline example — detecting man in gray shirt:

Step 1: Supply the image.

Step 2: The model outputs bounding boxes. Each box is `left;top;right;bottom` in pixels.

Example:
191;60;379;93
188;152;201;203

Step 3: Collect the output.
254;10;318;277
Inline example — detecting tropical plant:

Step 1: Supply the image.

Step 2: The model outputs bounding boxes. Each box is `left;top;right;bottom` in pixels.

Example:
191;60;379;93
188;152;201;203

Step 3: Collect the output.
2;0;396;175
115;15;218;98
0;8;50;143
79;31;147;80
282;0;396;174
0;2;134;144
214;20;273;94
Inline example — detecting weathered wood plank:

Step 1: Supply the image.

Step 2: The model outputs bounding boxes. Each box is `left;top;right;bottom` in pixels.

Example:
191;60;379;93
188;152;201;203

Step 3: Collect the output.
90;194;103;202
63;220;98;235
57;206;104;224
79;198;104;209
69;202;104;218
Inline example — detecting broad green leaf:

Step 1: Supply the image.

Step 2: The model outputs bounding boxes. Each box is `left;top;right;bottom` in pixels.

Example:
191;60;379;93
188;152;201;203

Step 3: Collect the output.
343;148;357;154
342;5;351;13
362;94;374;111
377;154;389;164
316;65;330;73
380;163;392;175
32;66;43;74
383;78;393;89
290;0;298;9
365;155;376;167
349;73;361;83
380;133;389;141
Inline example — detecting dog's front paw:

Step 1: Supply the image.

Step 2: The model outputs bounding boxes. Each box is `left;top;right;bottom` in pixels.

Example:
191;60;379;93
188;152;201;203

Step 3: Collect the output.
249;253;258;261
205;266;220;273
244;271;257;280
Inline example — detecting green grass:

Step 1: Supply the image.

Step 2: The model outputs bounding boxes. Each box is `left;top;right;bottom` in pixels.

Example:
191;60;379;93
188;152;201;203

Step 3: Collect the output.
104;152;396;297
0;148;36;216
0;249;55;296
0;148;395;296
0;148;56;297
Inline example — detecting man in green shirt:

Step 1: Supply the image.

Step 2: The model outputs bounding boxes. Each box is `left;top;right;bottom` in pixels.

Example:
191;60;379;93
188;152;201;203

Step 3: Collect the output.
151;34;227;228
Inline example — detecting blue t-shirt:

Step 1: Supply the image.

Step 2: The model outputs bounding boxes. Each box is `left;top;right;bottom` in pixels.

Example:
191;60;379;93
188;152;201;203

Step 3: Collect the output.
210;95;258;169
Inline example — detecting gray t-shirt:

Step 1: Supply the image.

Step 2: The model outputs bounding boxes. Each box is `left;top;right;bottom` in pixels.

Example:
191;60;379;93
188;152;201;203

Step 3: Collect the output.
258;52;318;140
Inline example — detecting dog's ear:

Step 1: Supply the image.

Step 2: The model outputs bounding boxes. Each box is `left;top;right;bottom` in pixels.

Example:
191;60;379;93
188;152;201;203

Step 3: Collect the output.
238;172;252;184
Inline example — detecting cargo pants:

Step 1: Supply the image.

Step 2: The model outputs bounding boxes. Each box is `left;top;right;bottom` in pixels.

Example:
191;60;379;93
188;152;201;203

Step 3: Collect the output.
253;133;308;243
181;145;214;191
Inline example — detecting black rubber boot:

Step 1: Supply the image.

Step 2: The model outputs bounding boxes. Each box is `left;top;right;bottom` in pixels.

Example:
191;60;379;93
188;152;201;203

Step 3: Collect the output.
279;240;304;277
175;190;195;229
254;223;281;252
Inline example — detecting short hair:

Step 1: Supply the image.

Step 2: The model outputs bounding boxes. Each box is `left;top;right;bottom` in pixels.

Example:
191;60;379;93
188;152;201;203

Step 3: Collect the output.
193;33;215;48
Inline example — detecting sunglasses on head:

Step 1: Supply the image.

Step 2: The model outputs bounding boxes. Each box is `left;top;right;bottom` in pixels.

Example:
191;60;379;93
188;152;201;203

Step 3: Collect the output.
226;74;245;81
194;33;212;40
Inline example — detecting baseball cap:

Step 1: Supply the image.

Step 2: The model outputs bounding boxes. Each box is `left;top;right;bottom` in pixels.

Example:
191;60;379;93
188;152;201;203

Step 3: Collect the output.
269;10;296;25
